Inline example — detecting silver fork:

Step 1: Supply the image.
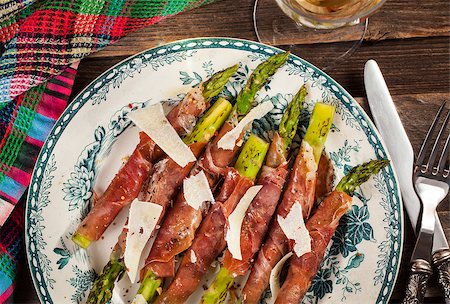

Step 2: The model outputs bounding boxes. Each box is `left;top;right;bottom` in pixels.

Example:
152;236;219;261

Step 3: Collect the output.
402;101;450;304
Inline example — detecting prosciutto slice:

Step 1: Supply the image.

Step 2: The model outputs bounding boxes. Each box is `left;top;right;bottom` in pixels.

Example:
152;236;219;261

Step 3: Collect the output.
139;122;243;280
274;191;352;304
74;90;209;244
241;141;318;303
222;163;288;277
154;170;254;304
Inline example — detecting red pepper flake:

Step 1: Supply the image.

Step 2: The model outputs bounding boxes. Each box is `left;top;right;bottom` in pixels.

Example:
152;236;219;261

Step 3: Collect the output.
128;103;133;108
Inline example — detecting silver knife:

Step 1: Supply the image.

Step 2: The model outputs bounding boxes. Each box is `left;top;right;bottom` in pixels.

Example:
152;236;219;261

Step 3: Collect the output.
364;60;450;302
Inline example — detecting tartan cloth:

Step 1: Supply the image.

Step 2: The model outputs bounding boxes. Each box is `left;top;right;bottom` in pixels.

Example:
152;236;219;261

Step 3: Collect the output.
0;197;24;303
0;62;78;301
0;0;216;103
0;63;79;225
0;0;217;301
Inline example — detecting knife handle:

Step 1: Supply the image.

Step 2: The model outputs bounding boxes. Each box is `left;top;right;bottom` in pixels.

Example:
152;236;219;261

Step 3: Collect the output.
433;249;450;303
401;259;433;304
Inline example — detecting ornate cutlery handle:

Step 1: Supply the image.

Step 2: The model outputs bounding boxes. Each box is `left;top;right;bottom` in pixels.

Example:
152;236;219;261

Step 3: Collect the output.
401;259;433;304
433;248;450;303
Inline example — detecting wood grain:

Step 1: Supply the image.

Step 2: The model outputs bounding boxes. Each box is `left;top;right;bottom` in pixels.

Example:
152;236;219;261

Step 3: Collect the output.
355;93;449;301
89;0;450;58
71;36;450;101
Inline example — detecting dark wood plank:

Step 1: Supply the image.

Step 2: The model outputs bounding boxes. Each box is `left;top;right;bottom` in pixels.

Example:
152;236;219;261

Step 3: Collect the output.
89;0;450;58
71;36;450;101
354;94;449;301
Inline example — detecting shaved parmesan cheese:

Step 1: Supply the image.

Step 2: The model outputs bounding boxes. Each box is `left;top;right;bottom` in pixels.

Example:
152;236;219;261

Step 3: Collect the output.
277;202;311;257
124;200;163;283
129;103;196;167
218;101;274;150
226;185;263;260
183;170;214;211
190;250;198;263
131;294;147;304
268;252;294;304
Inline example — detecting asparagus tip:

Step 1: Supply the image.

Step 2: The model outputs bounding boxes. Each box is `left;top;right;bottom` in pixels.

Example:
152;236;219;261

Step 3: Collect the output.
202;64;239;101
336;159;390;196
278;84;308;148
86;259;125;304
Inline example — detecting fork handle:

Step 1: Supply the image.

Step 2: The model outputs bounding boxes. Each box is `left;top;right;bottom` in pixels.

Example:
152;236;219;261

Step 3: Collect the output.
433;249;450;303
401;259;433;304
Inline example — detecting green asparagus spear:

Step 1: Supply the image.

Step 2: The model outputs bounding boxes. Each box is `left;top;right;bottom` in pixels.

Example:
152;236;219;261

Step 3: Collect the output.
234;52;289;119
202;64;239;101
234;134;269;179
336;159;390;196
303;102;335;163
184;97;233;144
136;271;161;302
202;267;234;304
87;258;125;304
72;233;90;249
86;99;233;304
201;100;335;304
278;85;307;156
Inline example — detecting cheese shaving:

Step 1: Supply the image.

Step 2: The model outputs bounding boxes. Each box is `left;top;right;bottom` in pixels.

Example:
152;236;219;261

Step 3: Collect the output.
124;200;163;283
226;185;263;260
129;103;196;167
183;170;214;211
267;252;294;304
218;101;274;150
131;294;147;304
190;250;198;263
277;202;311;257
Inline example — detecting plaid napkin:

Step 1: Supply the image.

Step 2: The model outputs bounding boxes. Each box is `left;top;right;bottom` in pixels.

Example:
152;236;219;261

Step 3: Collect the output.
0;0;216;300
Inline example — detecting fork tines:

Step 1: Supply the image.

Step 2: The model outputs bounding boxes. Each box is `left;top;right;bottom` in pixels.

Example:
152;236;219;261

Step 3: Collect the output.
416;101;450;178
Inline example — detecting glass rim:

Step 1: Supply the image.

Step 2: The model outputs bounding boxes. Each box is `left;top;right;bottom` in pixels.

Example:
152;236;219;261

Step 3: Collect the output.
277;0;387;25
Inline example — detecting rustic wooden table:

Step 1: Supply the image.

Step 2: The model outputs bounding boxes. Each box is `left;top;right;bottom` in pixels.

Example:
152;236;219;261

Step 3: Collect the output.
13;0;449;303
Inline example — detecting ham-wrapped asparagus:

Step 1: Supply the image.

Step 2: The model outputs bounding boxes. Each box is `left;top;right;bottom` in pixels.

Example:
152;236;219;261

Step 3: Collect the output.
274;159;389;304
202;100;334;304
86;97;234;304
87;53;290;304
72;64;239;249
154;134;270;304
133;52;290;303
241;103;335;303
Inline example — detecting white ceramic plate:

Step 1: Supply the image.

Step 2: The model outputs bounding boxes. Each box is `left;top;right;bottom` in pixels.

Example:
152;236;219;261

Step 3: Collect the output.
26;38;403;304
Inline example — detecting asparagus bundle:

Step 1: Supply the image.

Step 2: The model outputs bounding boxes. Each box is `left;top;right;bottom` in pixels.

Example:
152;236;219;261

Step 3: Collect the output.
202;98;335;304
72;64;239;249
134;52;290;302
86;96;234;304
154;134;269;304
275;159;389;304
241;102;335;303
87;52;289;304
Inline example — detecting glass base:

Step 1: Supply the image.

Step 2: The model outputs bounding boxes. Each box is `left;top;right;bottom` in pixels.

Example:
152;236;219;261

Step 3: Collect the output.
253;0;368;70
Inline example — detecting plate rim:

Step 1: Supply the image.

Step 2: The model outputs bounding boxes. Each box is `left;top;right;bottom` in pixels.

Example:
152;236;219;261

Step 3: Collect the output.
25;37;404;304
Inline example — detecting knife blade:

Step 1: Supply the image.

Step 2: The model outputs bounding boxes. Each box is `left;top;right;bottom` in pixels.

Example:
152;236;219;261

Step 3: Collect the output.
364;59;448;252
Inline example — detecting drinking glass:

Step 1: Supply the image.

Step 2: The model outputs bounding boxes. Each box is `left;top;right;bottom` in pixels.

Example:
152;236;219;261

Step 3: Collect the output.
254;0;387;67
